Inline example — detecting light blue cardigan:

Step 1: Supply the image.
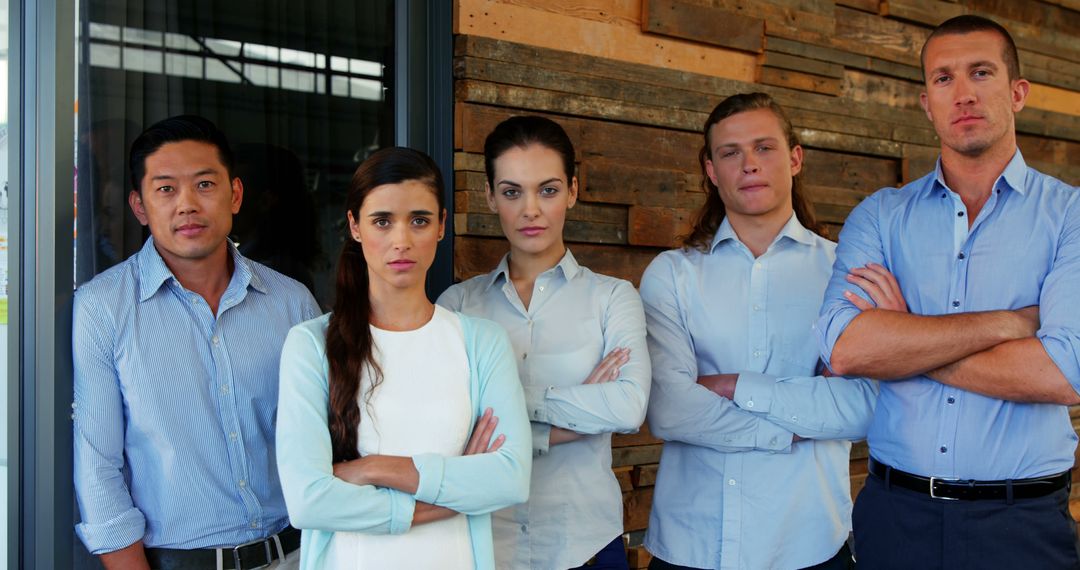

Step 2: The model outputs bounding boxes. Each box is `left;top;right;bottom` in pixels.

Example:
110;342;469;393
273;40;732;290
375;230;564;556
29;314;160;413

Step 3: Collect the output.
276;312;532;570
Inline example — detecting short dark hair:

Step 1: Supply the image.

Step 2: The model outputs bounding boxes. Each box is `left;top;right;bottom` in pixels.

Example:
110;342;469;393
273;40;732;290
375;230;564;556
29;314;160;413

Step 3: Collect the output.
683;92;826;251
483;115;575;189
128;115;235;192
921;15;1021;82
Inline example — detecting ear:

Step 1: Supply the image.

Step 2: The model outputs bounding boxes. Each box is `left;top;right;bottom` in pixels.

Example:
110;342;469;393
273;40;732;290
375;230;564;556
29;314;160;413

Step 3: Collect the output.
438;208;447;241
485;181;498;213
230;177;244;215
919;91;933;123
567;176;579;209
1011;78;1030;113
789;144;804;177
347;210;361;242
128;191;149;226
704;157;720;188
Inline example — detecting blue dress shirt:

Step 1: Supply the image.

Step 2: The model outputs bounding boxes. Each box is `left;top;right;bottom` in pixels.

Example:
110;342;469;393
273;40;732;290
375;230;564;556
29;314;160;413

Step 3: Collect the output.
73;237;320;553
438;250;650;570
642;215;878;570
817;150;1080;480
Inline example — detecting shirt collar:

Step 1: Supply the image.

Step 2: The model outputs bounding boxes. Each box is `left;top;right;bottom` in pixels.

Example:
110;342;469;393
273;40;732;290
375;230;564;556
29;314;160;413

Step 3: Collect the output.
137;237;264;302
482;248;581;291
709;212;816;253
930;148;1028;198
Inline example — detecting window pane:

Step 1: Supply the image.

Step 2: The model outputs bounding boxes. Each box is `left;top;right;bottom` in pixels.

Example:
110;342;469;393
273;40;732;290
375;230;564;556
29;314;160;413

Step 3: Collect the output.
0;0;9;564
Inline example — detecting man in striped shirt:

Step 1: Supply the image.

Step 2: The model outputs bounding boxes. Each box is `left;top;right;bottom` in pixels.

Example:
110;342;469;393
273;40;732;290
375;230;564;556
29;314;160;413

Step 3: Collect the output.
73;116;320;569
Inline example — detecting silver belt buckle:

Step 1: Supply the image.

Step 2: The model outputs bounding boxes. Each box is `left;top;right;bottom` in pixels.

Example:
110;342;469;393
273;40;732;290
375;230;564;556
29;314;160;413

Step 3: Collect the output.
929;476;960;501
231;536;274;570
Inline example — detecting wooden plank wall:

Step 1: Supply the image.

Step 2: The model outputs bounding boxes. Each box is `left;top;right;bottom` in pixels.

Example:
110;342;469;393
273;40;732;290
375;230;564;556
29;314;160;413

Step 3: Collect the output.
453;1;1080;566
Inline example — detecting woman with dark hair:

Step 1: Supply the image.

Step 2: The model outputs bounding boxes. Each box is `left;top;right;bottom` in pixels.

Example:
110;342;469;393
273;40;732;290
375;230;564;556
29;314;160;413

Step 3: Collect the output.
438;116;650;570
276;147;531;569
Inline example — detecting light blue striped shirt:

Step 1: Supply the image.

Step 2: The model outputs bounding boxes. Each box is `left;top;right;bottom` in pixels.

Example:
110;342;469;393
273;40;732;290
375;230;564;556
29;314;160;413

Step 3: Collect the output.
73;237;320;553
817;150;1080;480
437;250;650;570
642;215;878;570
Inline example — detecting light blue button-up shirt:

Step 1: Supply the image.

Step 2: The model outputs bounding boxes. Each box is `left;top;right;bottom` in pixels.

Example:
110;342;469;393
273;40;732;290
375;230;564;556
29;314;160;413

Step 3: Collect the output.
817;150;1080;481
438;250;650;570
73;237;320;553
642;215;878;570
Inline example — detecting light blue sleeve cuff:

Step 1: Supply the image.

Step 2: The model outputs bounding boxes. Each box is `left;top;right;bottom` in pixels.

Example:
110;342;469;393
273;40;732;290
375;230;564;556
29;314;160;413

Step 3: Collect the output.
75;507;146;555
388;489;417;535
412;453;446;504
524;385;549;423
1039;330;1080;395
733;372;777;413
755;419;794;453
531;422;551;457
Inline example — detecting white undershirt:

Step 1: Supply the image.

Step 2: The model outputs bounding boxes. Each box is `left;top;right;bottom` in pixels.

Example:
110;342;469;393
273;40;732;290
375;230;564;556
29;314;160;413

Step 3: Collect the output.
323;305;475;569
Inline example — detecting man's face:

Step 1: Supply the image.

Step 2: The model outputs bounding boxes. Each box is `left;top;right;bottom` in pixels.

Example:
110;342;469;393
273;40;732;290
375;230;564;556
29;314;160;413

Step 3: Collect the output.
129;140;243;267
704;108;802;226
920;30;1029;158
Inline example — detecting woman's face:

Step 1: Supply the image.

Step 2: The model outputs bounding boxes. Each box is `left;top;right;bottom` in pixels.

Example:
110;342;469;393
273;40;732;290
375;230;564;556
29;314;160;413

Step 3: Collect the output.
347;179;445;295
487;144;577;260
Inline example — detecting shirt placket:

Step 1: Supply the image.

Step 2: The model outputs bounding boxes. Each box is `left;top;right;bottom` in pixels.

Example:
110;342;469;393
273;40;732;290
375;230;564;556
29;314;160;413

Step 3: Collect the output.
748;256;769;372
719;452;744;570
500;278;536;563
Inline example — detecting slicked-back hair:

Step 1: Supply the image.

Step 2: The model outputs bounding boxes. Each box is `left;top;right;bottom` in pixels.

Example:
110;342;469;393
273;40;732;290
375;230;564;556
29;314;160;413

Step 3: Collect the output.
682;92;826;251
128;115;235;192
483;115;576;190
921;15;1021;82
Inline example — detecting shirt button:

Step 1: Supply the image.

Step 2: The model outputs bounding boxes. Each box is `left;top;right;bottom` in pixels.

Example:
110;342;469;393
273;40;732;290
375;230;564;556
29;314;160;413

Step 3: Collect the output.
790;415;798;422
251;521;259;528
754;262;762;269
538;286;544;292
520;524;527;533
191;296;198;305
947;397;955;404
746;400;755;409
221;384;230;394
522;353;528;360
212;336;220;345
753;304;761;311
957;211;964;217
753;350;761;357
230;432;238;440
940;446;948;453
728;479;736;486
239;479;247;487
957;252;966;260
952;300;960;308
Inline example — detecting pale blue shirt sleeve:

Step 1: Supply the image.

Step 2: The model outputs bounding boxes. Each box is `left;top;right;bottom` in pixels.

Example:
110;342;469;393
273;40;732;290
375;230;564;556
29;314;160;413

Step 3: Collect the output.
72;289;147;554
732;372;879;440
641;254;795;453
1037;194;1080;393
816;192;887;369
412;317;531;513
276;321;417;534
522;280;651;436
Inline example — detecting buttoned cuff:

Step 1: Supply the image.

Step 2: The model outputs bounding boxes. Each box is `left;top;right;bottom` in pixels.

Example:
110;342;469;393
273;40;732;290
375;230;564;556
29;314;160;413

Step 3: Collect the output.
388;490;416;535
734;372;778;414
412;453;446;505
524;385;550;423
75;506;146;555
755;420;795;453
531;422;551;458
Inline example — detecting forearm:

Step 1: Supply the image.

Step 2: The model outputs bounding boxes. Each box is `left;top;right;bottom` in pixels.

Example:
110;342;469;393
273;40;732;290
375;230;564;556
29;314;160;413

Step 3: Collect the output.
549;426;584;445
412;501;458;526
732;372;878;440
831;309;1033;379
100;542;150;570
928;338;1080;405
334;455;420;494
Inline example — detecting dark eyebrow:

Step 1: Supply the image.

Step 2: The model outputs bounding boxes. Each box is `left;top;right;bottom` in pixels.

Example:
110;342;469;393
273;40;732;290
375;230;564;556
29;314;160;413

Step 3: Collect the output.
149;175;177;182
538;177;564;186
496;180;522;188
714;136;780;151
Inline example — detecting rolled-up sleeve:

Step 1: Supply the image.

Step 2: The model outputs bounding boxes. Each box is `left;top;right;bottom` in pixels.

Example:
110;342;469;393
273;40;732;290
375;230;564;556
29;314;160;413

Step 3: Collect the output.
527;280;651;435
72;290;147;554
1038;194;1080;394
816;192;887;369
277;323;416;535
641;254;794;453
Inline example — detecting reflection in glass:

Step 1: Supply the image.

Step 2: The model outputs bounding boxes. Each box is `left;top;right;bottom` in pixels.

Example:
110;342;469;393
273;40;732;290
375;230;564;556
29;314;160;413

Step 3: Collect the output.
0;0;8;564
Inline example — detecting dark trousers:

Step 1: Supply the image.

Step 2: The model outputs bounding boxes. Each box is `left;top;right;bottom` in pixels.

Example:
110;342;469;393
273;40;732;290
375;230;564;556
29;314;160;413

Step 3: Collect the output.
853;472;1080;570
568;536;630;570
647;542;852;570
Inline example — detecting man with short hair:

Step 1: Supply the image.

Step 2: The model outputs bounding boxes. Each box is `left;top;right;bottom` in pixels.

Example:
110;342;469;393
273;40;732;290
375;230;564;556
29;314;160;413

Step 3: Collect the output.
817;15;1080;568
641;92;878;570
73;115;320;569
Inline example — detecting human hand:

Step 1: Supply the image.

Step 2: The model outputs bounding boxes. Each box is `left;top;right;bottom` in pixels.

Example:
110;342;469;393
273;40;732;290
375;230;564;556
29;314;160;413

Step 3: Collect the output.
464;407;505;455
583;347;630;384
333;456;372;486
844;263;908;312
697;373;738;399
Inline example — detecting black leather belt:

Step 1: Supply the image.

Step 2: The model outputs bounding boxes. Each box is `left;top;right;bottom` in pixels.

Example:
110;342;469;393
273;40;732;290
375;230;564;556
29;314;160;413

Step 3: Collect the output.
145;526;300;570
869;456;1070;501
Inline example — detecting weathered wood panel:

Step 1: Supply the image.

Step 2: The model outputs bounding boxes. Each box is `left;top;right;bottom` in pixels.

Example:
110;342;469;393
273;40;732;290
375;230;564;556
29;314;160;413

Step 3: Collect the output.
642;0;765;53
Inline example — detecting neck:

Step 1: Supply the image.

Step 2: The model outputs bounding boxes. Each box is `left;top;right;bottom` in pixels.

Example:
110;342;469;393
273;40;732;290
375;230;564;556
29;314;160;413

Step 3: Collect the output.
368;280;434;331
940;137;1016;204
158;242;233;315
507;242;565;285
726;208;792;258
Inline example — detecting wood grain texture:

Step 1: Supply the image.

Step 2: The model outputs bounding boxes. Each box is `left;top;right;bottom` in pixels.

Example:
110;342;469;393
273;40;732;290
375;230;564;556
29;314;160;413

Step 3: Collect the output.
642;0;765;53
